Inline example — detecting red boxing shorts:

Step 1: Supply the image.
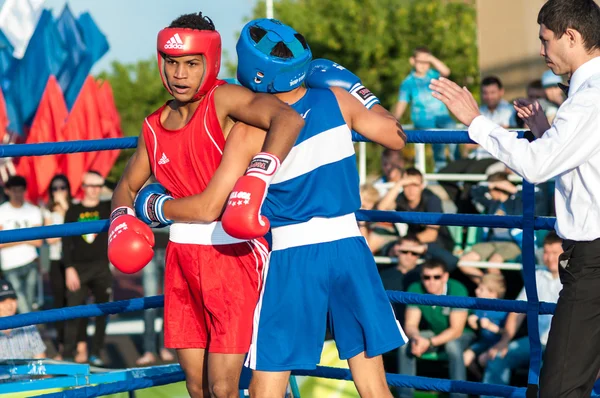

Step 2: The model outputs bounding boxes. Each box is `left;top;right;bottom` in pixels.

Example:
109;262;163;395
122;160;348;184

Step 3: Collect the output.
163;223;268;353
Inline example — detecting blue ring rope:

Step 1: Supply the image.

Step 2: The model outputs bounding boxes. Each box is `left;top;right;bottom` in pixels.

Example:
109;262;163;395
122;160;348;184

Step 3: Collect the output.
387;291;556;314
0;291;556;331
0;296;163;330
34;366;525;398
0;212;556;244
36;371;186;398
0;129;535;159
0;137;137;158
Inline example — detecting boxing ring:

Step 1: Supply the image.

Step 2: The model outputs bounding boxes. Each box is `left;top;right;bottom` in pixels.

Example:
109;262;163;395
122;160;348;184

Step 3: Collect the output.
0;130;596;397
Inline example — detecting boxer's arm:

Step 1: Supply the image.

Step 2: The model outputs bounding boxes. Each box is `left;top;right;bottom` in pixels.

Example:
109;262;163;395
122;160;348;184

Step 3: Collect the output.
215;84;304;162
112;134;152;211
162;122;266;223
332;87;407;150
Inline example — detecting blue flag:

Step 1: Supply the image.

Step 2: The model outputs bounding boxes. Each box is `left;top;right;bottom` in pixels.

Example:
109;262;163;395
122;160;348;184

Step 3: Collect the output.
6;9;67;134
0;29;14;78
62;11;108;108
56;5;88;101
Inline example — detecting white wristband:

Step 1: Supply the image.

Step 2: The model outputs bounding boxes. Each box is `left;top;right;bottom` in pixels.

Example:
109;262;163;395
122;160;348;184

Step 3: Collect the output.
349;83;380;109
110;206;135;223
245;152;281;185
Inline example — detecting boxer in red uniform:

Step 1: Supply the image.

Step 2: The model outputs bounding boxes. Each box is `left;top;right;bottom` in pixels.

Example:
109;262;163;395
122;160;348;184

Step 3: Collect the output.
108;12;303;398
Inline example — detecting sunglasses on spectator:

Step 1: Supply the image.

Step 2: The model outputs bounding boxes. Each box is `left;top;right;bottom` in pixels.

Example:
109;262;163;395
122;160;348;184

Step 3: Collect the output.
422;275;443;281
82;184;103;188
51;185;67;192
399;250;421;256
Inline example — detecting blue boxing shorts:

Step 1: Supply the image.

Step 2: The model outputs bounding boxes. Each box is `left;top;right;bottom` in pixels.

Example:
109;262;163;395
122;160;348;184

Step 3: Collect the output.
245;213;408;371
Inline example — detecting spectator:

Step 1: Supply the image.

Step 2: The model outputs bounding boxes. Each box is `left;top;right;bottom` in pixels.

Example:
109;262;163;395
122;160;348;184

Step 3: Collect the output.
526;79;546;101
369;150;407;253
437;159;506;215
398;260;474;398
538;70;566;124
0;175;43;314
392;47;456;171
462;76;517;163
379;235;427;323
0;279;46;360
458;172;525;282
479;232;563;396
479;76;517;128
378;168;455;253
42;174;77;360
380;235;427;289
62;171;112;366
373;148;406;197
463;274;507;378
358;184;391;253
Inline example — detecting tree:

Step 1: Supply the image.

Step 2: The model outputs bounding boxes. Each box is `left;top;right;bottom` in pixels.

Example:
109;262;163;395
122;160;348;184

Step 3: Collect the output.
97;58;170;183
249;0;478;175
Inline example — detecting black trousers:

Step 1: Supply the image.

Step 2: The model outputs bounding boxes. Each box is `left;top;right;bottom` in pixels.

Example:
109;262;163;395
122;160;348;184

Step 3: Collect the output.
538;238;600;397
50;260;87;347
63;262;113;358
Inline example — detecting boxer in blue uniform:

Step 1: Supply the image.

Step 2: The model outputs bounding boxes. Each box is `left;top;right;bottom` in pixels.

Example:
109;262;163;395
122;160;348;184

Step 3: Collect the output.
234;19;408;398
134;18;408;398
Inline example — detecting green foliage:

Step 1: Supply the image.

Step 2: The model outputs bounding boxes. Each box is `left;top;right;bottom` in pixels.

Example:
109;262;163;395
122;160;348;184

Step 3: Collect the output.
250;0;478;175
97;58;171;183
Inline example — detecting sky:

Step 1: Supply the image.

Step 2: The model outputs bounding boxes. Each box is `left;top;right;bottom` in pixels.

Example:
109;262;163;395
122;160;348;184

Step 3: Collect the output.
30;0;262;76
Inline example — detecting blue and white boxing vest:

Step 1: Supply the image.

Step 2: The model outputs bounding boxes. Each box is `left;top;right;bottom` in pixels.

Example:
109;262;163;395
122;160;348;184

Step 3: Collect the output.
262;88;361;228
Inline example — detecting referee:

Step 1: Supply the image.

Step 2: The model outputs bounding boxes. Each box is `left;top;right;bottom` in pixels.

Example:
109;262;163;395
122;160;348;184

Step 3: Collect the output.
429;0;600;396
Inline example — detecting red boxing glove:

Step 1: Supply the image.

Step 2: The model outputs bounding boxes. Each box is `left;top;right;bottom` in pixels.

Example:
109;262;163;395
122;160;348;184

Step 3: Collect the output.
108;206;155;274
222;152;281;240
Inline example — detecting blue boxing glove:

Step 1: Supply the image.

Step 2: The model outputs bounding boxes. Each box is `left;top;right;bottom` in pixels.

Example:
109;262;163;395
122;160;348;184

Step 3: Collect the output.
306;59;381;109
134;183;174;228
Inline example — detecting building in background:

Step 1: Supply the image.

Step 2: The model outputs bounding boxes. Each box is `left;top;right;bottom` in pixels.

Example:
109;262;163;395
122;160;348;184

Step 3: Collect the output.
476;0;599;99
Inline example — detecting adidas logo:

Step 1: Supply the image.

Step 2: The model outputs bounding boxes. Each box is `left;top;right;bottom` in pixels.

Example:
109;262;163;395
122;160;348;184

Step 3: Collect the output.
158;153;170;165
164;34;184;50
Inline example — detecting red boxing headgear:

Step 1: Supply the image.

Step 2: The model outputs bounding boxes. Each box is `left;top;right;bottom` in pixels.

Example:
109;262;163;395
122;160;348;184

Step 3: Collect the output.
157;27;221;100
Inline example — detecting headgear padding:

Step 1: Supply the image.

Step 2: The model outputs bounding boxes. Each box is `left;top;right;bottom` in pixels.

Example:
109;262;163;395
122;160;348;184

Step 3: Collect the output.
157;27;221;100
236;19;312;93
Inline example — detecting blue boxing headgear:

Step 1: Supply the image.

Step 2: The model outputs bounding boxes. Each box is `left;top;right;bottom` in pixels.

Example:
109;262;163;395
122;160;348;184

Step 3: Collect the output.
236;19;312;93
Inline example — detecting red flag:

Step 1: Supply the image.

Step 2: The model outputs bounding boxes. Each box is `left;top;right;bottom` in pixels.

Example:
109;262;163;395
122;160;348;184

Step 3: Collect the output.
15;76;67;203
90;80;123;177
0;88;14;187
62;76;103;197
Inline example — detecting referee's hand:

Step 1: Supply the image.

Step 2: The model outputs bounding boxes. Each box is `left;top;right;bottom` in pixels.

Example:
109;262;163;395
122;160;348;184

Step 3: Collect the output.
430;77;481;126
513;98;551;138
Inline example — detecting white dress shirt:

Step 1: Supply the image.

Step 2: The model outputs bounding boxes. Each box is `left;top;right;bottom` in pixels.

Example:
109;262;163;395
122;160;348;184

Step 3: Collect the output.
468;56;600;241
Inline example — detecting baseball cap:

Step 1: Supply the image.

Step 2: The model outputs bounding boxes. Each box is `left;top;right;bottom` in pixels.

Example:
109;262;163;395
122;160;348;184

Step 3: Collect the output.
541;70;563;88
0;279;17;302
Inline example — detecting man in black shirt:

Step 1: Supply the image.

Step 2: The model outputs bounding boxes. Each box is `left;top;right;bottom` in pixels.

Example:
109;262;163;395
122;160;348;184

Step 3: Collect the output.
380;235;426;292
62;171;112;366
378;167;455;252
379;235;427;323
